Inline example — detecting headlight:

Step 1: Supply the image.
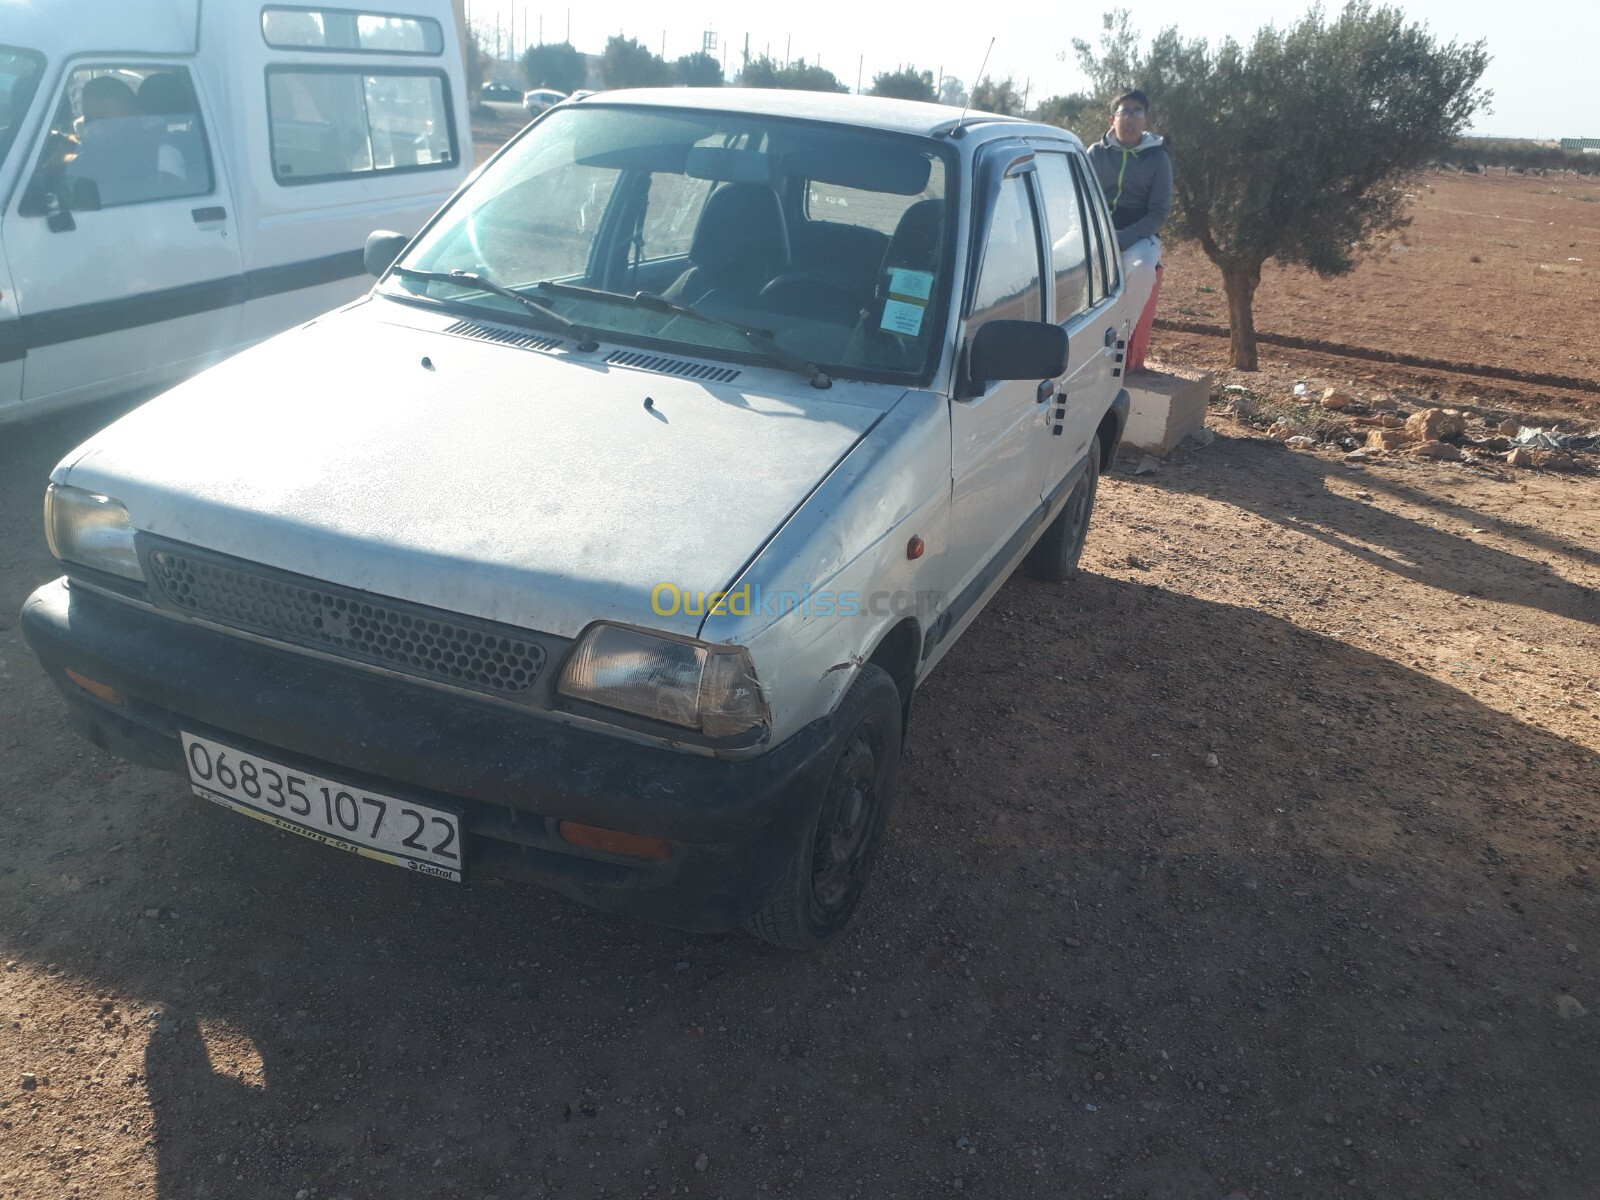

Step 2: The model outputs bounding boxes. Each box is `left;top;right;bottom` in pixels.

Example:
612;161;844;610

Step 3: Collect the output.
44;484;144;581
558;624;769;740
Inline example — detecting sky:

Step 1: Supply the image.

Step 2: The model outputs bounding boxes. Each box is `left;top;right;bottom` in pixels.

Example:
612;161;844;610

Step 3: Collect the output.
462;0;1598;141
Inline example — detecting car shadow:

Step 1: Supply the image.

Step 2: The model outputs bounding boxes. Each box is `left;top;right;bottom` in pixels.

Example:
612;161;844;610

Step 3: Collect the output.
1137;432;1600;625
4;541;1598;1196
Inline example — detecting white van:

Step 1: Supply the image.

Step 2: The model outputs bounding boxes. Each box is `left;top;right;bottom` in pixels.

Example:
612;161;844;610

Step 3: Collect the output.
0;0;471;424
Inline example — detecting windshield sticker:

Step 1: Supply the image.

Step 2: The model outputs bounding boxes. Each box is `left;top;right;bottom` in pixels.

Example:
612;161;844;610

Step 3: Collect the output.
888;268;934;301
880;299;926;336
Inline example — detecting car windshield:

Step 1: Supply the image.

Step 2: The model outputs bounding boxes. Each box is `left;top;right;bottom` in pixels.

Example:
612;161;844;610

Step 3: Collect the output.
385;104;954;381
0;47;46;172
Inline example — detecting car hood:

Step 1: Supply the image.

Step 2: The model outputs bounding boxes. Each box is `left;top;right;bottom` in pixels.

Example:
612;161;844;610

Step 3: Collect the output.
58;304;903;639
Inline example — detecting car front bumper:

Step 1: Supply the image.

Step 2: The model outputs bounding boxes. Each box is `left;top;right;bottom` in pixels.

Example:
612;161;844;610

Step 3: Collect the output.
21;578;835;933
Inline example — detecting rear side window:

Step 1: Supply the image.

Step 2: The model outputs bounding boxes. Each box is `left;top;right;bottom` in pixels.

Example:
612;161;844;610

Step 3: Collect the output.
1070;154;1120;304
266;68;456;184
262;7;444;54
1034;153;1091;323
23;63;214;213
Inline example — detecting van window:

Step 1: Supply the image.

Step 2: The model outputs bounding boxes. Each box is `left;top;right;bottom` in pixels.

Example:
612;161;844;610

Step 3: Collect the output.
0;46;46;172
266;68;456;184
262;7;444;54
23;64;214;213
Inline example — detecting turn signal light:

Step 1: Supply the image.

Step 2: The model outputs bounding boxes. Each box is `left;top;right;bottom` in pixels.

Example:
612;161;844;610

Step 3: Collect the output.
558;821;671;861
65;669;124;706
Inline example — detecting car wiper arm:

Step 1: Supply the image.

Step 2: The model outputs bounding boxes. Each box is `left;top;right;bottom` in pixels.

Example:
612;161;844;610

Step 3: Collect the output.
389;267;600;350
624;290;832;390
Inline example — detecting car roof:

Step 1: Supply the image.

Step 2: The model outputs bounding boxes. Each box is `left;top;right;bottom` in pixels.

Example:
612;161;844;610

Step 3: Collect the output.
574;87;1077;145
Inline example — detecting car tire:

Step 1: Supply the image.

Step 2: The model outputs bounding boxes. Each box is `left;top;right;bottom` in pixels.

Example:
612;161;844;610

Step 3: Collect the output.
745;663;902;950
1023;447;1100;583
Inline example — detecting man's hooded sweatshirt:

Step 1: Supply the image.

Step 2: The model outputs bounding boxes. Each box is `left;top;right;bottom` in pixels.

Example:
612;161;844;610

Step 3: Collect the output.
1086;130;1172;251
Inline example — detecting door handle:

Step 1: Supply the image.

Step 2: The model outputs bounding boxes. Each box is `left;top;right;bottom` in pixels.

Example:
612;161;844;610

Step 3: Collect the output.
1036;380;1056;405
192;206;226;223
1103;326;1117;348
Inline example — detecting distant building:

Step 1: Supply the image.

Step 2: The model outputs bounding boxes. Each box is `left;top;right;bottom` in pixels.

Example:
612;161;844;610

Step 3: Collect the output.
1559;137;1600;154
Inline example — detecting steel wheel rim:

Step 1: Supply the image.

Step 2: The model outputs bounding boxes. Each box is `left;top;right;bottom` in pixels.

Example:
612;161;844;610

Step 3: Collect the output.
810;723;885;918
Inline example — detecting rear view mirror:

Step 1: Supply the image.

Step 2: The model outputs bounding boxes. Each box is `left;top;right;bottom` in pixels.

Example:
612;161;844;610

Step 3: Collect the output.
364;230;411;277
964;320;1069;395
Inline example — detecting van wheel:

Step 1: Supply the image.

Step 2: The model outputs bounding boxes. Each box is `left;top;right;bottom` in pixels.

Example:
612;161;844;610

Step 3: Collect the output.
1023;449;1100;582
745;664;902;950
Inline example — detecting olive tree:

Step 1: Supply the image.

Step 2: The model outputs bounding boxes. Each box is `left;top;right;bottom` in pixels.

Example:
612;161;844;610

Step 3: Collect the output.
521;41;587;95
600;36;668;89
870;68;935;101
1083;4;1489;369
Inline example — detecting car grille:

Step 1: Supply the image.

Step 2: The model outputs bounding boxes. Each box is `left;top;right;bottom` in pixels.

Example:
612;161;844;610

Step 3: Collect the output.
142;539;547;699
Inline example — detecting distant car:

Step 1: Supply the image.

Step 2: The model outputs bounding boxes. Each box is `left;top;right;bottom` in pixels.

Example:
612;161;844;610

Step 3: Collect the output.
522;87;566;114
481;81;519;102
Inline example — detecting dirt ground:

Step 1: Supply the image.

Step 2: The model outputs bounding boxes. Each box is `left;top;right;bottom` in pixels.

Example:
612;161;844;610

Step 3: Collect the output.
2;161;1598;1199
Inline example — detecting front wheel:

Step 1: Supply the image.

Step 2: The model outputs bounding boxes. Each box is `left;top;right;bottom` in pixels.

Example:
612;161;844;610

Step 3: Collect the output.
745;663;902;950
1023;447;1100;582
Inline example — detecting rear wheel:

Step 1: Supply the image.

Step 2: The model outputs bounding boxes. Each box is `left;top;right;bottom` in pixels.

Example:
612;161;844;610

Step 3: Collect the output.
1023;447;1100;582
745;663;902;950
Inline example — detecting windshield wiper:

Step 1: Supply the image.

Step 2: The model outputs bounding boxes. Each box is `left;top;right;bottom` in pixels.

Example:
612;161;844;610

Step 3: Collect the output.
630;291;832;390
545;285;830;390
389;267;600;351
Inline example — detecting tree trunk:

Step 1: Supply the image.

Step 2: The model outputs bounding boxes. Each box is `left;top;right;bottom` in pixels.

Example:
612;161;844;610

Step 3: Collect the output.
1221;262;1263;371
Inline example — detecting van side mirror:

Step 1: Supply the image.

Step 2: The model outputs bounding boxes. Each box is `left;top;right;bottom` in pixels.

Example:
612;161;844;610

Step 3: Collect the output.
961;320;1069;397
364;231;411;277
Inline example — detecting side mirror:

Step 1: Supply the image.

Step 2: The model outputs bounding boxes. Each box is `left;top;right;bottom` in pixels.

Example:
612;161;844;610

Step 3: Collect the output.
364;230;411;278
963;320;1069;396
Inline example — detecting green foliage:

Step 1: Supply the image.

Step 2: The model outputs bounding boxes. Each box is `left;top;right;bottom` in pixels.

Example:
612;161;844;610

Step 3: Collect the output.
1071;10;1144;108
1078;3;1489;368
674;51;723;87
1448;137;1597;175
600;35;669;89
463;24;486;105
938;75;968;107
969;77;1022;116
870;68;936;101
739;56;848;93
1033;93;1093;130
521;41;587;95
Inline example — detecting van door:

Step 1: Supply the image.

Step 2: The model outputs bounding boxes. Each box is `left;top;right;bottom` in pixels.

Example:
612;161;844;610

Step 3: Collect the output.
945;163;1051;613
1033;150;1119;499
7;60;242;410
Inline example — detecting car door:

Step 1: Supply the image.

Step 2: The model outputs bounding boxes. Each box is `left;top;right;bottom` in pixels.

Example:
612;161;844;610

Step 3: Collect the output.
1032;149;1120;500
945;159;1051;611
7;60;241;410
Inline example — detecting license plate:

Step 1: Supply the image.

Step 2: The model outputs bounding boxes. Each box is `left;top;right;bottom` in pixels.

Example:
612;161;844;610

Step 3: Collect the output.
180;732;462;881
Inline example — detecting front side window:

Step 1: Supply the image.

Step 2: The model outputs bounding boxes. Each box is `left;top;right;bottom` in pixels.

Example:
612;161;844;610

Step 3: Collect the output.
0;46;46;173
267;68;455;183
23;63;213;214
386;106;956;382
262;7;444;54
967;172;1044;328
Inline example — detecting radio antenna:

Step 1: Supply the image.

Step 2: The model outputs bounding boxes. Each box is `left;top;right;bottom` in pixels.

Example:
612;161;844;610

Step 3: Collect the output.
952;37;996;137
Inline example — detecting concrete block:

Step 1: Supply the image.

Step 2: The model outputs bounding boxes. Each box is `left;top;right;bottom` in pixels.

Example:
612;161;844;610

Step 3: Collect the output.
1120;363;1213;456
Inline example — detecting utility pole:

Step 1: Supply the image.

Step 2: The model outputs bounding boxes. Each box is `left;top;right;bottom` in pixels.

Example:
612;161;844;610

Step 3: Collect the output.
856;54;862;94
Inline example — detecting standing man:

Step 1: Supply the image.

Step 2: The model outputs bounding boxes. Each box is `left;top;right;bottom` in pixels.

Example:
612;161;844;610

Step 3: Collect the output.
1087;89;1171;371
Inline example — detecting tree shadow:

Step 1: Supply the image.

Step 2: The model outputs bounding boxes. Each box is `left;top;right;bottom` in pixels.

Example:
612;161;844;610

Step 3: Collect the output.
1139;433;1600;625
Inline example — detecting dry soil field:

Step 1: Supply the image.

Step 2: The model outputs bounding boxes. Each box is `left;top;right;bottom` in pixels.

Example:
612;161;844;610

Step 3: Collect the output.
1;161;1597;1200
